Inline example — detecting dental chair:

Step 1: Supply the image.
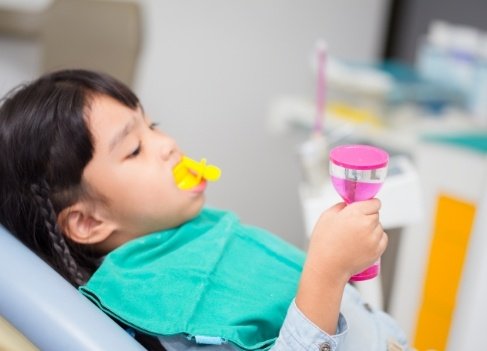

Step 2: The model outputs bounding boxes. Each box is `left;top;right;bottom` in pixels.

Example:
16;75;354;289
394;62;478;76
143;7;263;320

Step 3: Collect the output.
0;225;146;351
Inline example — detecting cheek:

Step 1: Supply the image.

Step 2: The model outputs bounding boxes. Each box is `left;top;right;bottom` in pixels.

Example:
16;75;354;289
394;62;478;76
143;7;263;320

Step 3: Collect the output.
119;165;170;192
86;159;180;210
134;172;180;204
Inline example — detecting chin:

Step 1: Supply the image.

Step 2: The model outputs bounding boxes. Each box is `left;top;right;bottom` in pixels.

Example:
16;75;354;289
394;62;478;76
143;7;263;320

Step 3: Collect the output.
189;200;205;218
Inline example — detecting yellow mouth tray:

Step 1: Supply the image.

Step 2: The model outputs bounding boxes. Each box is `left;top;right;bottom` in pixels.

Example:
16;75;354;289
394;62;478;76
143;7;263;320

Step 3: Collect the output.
173;156;221;190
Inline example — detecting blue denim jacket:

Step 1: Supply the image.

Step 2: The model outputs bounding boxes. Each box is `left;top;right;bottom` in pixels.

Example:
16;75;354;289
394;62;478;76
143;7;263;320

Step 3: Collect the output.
157;284;409;351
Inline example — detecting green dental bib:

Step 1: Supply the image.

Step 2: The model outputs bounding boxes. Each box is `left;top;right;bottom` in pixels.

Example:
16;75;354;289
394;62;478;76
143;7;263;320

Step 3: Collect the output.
79;208;305;350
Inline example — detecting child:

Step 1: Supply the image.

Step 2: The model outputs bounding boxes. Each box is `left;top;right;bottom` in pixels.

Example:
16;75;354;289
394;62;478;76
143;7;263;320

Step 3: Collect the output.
0;69;409;351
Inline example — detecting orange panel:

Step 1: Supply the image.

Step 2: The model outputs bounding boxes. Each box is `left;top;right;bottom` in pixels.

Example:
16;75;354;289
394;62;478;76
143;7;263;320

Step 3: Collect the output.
414;194;476;350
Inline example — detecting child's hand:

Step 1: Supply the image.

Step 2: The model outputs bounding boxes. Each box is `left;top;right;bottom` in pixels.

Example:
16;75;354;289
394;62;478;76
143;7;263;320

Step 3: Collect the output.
295;198;387;333
306;198;387;282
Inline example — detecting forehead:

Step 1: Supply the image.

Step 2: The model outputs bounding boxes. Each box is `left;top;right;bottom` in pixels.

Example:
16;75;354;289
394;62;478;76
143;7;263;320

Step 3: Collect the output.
86;94;141;147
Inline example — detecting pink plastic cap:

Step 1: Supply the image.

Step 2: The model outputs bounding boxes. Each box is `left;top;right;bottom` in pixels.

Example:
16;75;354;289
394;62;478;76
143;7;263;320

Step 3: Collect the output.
329;144;389;170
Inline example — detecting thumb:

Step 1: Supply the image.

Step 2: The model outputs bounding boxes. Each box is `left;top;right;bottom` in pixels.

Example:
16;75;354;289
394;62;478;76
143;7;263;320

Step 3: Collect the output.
326;202;347;213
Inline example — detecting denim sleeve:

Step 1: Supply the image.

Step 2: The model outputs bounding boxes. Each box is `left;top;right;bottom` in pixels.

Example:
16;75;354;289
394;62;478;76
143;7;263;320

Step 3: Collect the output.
271;299;348;351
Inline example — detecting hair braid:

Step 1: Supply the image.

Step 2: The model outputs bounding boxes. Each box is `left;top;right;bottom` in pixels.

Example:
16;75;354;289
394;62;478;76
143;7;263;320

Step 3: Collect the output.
30;180;86;286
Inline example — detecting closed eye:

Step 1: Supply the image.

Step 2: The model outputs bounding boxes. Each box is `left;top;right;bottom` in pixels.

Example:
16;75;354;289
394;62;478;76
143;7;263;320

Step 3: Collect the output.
125;121;158;159
127;142;142;159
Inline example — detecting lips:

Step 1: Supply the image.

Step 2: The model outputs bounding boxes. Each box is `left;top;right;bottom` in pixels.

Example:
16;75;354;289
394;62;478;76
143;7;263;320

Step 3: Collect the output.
188;179;207;193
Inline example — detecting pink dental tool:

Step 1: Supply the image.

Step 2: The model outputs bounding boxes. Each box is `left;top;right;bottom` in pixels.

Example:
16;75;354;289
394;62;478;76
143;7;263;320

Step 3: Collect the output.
329;144;389;281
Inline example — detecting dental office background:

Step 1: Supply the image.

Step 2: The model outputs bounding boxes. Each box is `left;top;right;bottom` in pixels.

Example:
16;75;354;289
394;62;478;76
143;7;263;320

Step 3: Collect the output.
1;0;487;350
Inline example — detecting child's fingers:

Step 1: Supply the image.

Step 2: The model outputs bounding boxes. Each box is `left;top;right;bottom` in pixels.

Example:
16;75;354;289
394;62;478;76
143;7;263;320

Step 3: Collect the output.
350;198;381;215
326;202;347;213
376;230;389;257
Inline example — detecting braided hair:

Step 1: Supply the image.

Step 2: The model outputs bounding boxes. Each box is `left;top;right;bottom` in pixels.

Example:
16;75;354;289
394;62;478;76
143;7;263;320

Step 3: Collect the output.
0;69;139;287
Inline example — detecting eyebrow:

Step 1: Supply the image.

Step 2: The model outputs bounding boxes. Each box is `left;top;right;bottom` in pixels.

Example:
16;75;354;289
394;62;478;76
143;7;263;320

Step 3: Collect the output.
109;117;138;152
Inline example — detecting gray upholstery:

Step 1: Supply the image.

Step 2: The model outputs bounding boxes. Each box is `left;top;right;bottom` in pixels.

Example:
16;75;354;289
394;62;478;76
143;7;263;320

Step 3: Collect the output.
0;225;146;351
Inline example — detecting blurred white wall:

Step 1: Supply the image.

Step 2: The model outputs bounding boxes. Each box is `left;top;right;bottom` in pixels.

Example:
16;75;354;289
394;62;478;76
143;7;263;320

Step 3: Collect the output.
0;37;41;95
134;0;390;246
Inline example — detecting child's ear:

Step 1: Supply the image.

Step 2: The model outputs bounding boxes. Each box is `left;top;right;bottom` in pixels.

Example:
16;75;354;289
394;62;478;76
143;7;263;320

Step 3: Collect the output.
58;202;115;245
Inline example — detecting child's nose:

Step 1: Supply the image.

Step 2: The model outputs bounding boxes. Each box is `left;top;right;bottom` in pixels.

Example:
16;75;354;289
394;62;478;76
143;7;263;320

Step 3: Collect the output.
159;135;179;161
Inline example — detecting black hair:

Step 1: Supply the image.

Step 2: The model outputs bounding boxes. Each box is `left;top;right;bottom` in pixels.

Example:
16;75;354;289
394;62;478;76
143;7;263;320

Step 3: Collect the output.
0;69;139;287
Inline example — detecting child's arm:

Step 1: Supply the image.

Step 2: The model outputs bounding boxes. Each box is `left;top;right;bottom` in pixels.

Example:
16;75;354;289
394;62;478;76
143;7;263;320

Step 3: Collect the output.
296;198;386;334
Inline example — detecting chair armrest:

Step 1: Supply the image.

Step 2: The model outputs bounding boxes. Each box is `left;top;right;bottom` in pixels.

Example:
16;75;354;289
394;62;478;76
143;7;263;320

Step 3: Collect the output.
0;226;146;351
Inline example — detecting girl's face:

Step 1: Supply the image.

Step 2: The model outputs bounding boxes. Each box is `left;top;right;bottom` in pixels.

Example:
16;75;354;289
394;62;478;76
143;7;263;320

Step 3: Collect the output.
81;94;205;249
